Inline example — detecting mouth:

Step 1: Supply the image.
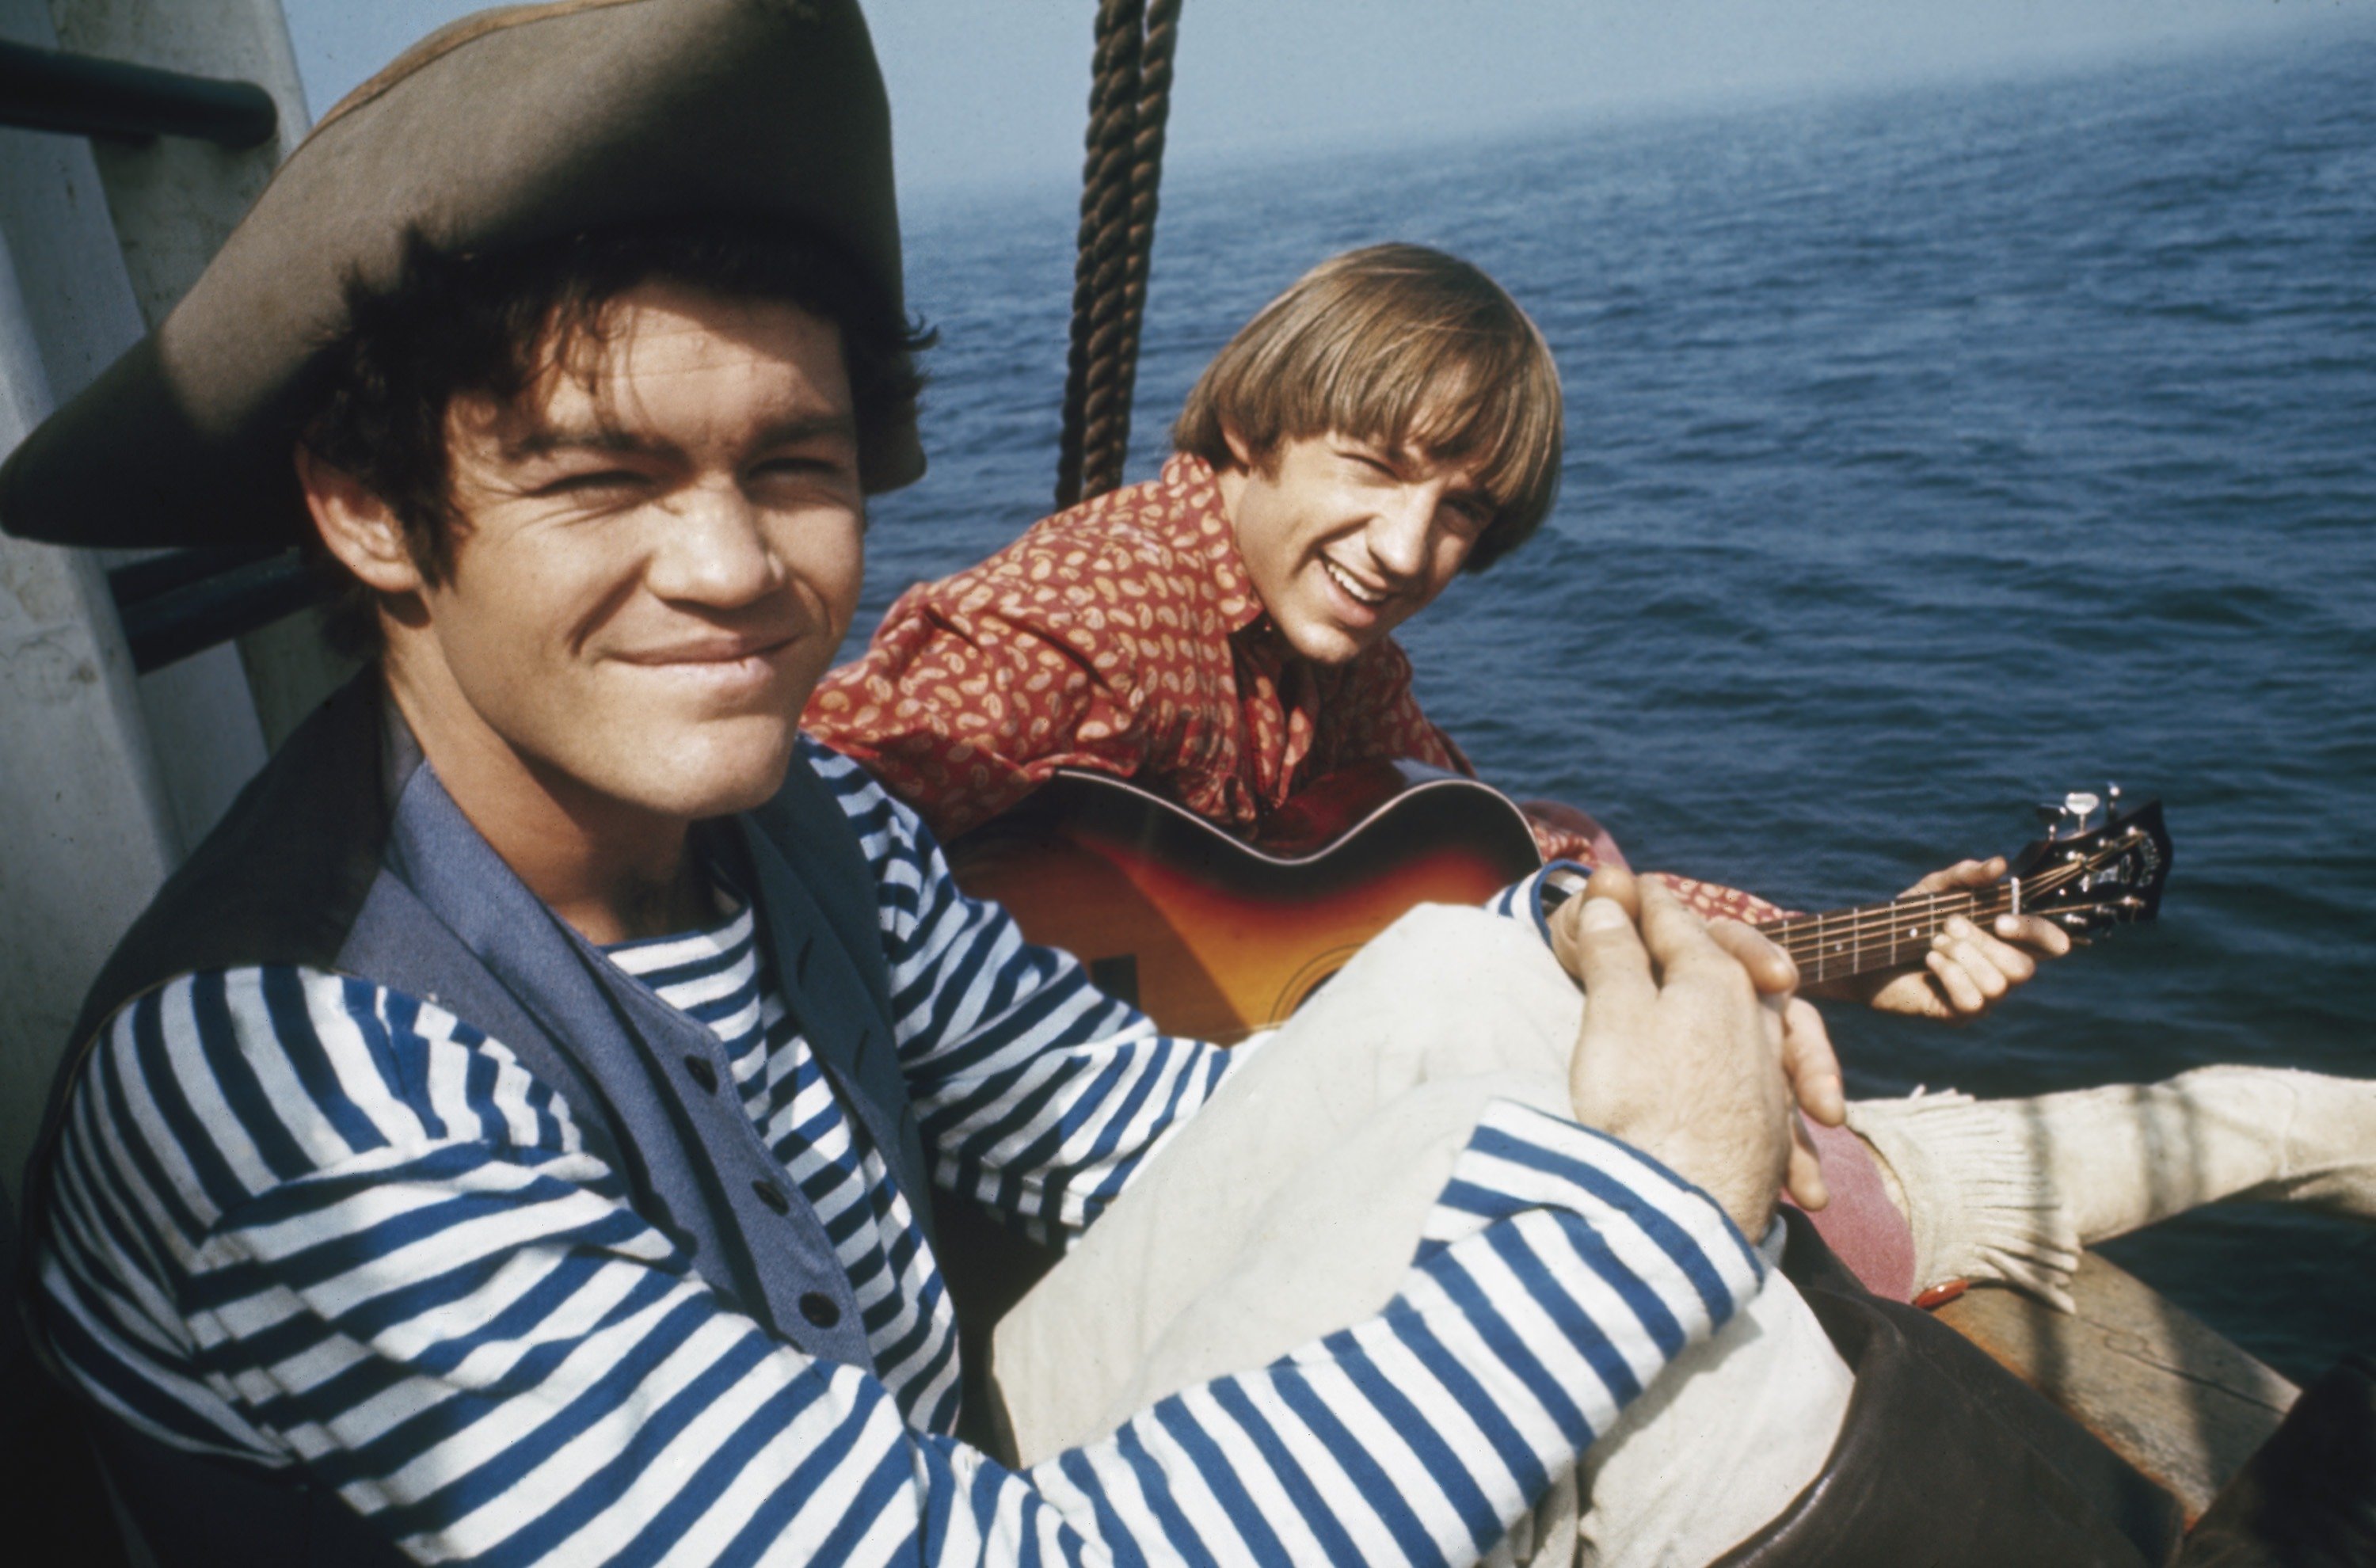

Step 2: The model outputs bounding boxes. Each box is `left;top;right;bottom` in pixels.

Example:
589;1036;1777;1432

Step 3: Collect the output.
1320;557;1391;611
615;630;802;684
621;631;798;664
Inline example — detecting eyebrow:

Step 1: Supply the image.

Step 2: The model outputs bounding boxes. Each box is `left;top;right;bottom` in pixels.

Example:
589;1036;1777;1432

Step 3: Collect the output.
1348;436;1498;503
498;412;860;463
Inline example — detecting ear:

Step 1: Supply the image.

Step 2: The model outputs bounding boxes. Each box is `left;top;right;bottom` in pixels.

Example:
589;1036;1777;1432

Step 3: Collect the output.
295;444;426;595
1220;424;1258;474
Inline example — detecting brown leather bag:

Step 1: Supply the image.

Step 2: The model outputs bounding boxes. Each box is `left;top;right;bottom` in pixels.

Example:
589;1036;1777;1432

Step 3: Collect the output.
1715;1211;2187;1567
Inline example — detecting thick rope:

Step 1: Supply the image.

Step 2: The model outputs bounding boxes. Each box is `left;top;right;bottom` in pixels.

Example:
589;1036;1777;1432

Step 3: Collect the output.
1099;0;1181;500
1054;0;1142;509
1056;0;1181;508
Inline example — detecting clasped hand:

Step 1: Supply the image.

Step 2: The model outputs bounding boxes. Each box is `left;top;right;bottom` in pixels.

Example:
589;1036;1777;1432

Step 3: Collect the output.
1552;869;1845;1239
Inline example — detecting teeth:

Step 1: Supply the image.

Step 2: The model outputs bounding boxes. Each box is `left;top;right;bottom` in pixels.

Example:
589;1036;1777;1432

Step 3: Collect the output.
1323;559;1385;607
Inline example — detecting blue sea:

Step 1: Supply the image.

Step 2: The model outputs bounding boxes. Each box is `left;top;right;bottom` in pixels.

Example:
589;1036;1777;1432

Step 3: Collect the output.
860;25;2376;1382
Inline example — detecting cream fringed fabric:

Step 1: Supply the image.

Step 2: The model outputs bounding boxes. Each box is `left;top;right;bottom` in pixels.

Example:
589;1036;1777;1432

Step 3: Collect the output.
1849;1068;2376;1313
1847;1089;2086;1311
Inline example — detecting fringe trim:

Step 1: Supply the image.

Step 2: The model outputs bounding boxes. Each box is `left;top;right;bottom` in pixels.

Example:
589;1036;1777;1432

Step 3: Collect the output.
1846;1090;2083;1314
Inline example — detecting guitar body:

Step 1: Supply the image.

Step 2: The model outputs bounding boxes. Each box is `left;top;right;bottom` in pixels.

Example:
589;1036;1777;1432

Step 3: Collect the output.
946;762;1544;1042
951;767;2168;1045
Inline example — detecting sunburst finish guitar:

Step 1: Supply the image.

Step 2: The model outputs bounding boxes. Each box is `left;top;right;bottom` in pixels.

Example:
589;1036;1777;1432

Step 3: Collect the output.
946;767;2172;1042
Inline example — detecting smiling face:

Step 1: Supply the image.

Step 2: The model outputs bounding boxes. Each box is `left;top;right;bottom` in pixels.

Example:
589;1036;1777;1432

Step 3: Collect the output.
339;281;866;843
1217;431;1491;665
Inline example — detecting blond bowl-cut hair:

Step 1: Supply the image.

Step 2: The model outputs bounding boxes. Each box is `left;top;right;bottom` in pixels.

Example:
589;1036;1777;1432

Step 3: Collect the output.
1172;243;1563;571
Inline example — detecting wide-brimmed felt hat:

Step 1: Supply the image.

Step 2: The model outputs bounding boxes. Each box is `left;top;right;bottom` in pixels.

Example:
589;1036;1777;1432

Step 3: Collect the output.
0;0;920;550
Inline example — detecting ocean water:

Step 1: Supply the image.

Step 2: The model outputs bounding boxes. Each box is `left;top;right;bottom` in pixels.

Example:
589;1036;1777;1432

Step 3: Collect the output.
862;25;2376;1381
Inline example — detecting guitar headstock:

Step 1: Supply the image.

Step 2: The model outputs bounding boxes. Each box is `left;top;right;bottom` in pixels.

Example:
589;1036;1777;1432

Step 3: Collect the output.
2005;788;2172;936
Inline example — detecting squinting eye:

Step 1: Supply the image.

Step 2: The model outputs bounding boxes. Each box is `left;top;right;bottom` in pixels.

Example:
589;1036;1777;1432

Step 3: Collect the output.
539;470;645;497
754;454;856;483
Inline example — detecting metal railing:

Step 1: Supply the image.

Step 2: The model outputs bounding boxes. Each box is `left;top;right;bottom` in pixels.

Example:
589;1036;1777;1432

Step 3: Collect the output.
0;40;276;149
109;548;318;673
3;41;292;668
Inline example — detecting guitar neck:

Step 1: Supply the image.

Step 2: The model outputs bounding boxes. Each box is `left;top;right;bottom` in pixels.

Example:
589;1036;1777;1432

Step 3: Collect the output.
1757;890;2007;985
1756;875;2043;986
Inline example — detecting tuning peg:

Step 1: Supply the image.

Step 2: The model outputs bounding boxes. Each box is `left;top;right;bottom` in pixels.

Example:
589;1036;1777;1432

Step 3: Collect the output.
2047;911;2101;942
2038;791;2105;840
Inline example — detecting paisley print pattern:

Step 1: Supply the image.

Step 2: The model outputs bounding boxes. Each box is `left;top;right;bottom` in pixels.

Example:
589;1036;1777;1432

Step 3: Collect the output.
806;453;1786;924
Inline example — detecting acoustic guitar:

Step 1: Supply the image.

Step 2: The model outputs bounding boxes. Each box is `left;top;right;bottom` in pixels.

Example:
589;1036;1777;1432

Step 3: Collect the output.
946;765;2172;1043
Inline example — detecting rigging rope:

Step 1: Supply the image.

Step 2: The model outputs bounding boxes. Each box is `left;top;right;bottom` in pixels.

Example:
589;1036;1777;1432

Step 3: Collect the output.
1055;0;1182;509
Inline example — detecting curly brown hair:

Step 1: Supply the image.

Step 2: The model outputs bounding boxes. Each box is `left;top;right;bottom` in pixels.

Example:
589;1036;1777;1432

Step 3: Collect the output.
299;223;932;657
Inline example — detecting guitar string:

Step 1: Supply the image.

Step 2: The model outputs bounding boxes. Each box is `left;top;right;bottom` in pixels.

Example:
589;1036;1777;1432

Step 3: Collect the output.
1760;854;2099;942
1768;896;1996;970
1762;877;2094;973
1762;862;2089;953
1757;858;2101;970
1766;881;2020;944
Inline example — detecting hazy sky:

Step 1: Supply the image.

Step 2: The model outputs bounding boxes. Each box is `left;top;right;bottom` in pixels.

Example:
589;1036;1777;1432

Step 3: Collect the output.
286;1;2355;200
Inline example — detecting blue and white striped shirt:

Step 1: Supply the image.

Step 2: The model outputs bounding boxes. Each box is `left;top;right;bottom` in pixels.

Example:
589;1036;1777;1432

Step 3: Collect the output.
36;738;1762;1566
604;902;960;1432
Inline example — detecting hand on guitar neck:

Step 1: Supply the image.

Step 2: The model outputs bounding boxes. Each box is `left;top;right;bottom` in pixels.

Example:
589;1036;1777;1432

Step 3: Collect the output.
1801;854;2074;1022
1756;787;2172;1020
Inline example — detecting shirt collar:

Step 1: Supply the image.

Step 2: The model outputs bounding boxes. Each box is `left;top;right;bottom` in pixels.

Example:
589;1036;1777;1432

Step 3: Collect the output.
1157;451;1266;635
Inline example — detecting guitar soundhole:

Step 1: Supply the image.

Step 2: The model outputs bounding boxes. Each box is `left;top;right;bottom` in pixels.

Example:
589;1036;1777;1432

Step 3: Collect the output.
1087;953;1140;1009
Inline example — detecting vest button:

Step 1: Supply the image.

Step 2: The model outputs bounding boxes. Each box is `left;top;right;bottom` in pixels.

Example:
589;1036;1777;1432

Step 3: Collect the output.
798;1292;840;1329
683;1055;719;1094
752;1179;791;1214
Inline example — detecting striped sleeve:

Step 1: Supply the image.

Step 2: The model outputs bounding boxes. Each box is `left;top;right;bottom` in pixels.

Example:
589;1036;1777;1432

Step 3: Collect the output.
805;738;1238;1243
1487;862;1590;944
38;965;1761;1567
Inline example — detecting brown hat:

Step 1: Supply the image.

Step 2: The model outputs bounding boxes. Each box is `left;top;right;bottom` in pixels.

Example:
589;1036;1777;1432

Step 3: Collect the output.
0;0;920;550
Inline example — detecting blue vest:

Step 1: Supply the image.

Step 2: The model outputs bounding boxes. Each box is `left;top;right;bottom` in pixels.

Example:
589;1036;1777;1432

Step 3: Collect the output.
20;675;931;1566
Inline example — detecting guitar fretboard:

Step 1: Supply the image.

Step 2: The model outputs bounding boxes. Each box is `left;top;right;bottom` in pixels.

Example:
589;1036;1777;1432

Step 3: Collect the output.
1753;856;2092;984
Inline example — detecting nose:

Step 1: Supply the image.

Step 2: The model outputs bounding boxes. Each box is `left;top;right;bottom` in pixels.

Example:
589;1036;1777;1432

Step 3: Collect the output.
644;484;785;607
1365;484;1440;583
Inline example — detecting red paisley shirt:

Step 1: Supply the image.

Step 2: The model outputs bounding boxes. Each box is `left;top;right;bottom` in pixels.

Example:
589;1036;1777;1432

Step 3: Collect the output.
805;455;1784;924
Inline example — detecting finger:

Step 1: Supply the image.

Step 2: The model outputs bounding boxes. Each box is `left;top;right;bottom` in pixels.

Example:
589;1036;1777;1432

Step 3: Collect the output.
1941;946;2010;1003
1582;866;1642;923
1950;918;2038;984
1903;855;2005;897
1554;867;1644;980
1548;892;1590;979
1780;996;1845;1126
1992;912;2073;957
1870;971;1954;1021
1785;1113;1830;1212
1929;912;2005;998
1637;879;1733;984
1924;945;1990;1014
1569;895;1657;1026
1708;918;1799;997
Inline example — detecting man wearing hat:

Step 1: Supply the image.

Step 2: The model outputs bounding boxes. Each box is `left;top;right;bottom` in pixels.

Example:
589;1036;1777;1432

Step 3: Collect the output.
1;3;2222;1566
